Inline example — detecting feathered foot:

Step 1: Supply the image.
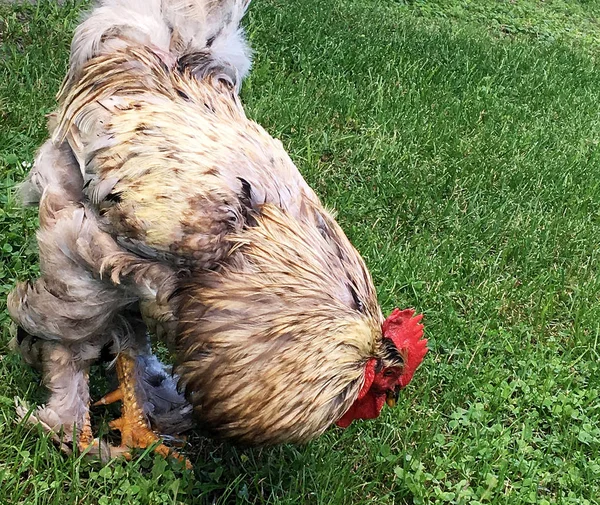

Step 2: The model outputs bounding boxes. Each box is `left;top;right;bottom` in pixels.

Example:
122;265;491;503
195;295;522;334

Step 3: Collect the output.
15;398;93;456
94;353;192;469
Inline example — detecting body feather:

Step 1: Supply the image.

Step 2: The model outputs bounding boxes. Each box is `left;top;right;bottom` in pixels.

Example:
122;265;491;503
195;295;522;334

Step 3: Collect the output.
55;45;316;267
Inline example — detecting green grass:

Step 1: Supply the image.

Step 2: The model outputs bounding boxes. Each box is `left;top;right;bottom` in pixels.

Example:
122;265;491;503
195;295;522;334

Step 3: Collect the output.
1;0;600;503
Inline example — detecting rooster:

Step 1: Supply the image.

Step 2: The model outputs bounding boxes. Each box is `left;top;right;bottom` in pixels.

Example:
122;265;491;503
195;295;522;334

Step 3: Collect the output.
8;0;428;463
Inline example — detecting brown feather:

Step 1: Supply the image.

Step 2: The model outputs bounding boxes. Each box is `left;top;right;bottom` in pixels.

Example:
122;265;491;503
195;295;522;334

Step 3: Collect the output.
175;203;383;444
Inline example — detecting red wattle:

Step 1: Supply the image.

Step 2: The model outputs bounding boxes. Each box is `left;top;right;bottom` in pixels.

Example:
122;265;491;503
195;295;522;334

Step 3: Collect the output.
357;358;377;400
336;391;386;428
335;358;379;428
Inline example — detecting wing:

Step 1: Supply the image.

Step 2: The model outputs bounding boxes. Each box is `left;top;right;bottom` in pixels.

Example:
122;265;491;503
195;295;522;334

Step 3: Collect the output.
54;45;318;268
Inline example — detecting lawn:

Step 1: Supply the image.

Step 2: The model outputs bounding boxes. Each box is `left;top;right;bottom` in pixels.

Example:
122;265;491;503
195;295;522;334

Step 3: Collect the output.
1;0;600;503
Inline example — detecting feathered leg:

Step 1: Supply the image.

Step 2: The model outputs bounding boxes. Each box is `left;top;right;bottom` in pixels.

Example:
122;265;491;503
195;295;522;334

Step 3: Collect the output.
9;276;128;457
11;282;191;466
7;186;132;455
13;335;94;452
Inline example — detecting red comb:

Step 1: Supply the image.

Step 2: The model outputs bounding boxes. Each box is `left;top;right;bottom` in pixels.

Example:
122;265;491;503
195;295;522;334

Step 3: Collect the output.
382;308;427;387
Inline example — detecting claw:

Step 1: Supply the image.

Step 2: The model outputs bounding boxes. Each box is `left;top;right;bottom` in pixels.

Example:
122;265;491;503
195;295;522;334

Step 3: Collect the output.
162;434;188;448
106;410;192;469
93;388;123;406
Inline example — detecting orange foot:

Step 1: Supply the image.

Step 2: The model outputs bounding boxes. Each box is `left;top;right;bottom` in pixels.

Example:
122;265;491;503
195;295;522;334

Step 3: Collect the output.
78;406;94;451
93;353;192;469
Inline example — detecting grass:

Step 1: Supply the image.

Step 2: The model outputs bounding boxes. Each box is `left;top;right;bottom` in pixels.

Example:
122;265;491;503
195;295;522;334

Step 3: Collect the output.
1;0;600;503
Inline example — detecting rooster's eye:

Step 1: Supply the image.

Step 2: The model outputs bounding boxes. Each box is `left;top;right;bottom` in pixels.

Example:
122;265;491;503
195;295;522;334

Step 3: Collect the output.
383;370;395;378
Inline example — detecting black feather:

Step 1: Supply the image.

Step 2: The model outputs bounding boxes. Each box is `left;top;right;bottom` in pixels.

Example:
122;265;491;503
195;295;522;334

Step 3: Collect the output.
237;177;257;227
16;326;28;345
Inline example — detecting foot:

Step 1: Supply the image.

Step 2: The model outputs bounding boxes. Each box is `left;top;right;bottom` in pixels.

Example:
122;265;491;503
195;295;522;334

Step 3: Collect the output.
94;353;192;469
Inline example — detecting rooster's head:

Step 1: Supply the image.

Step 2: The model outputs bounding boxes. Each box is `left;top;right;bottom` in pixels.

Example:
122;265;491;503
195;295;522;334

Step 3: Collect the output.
336;309;427;428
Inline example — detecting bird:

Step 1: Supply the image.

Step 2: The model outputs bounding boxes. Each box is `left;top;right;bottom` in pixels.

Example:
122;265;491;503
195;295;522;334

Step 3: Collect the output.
8;0;428;464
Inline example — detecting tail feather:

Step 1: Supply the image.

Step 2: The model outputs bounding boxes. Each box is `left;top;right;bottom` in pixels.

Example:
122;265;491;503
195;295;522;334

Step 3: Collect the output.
68;0;251;87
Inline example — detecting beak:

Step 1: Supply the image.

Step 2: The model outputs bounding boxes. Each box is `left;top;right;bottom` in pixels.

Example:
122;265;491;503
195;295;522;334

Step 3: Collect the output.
386;388;399;408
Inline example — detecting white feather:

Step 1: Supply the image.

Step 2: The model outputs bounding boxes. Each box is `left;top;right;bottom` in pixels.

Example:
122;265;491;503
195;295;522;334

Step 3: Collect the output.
69;0;252;85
